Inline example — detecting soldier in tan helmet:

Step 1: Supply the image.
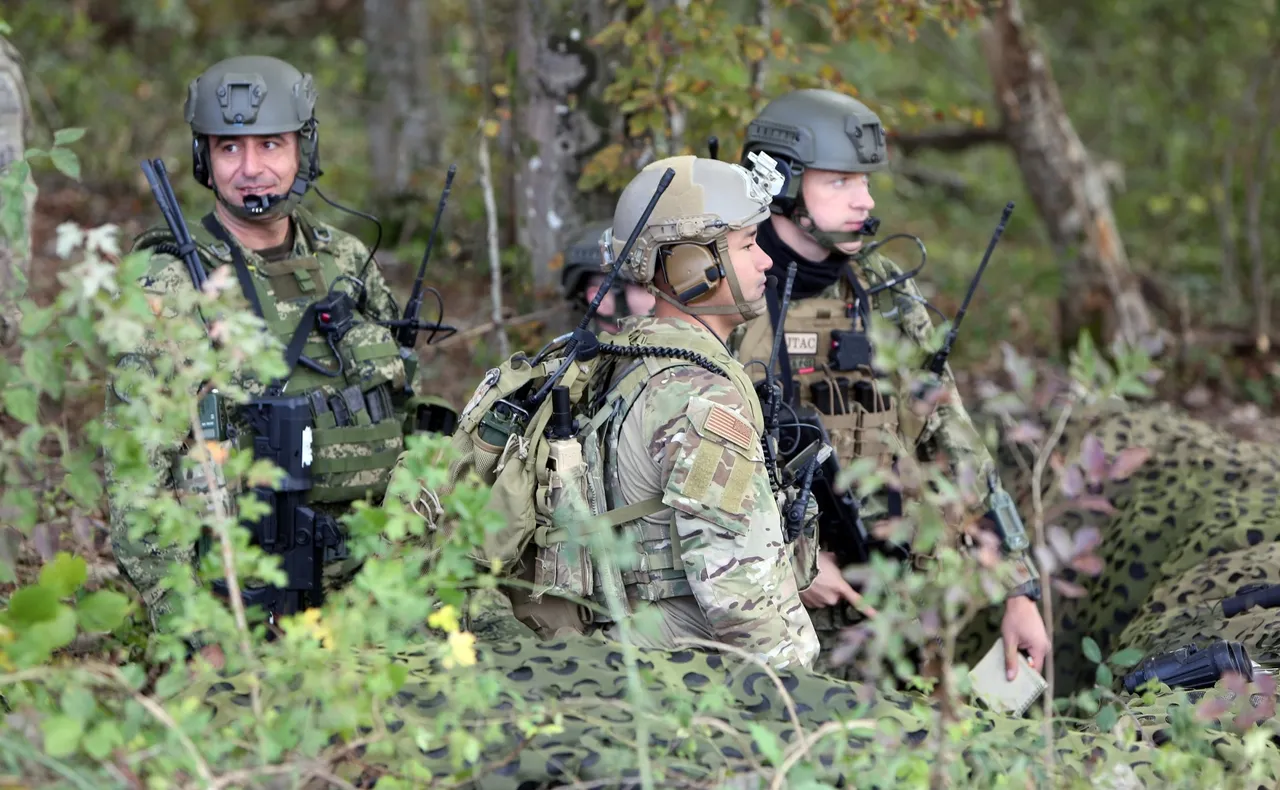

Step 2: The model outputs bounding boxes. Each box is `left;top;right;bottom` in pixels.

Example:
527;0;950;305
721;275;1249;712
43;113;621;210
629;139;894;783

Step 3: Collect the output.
731;88;1050;682
502;153;821;670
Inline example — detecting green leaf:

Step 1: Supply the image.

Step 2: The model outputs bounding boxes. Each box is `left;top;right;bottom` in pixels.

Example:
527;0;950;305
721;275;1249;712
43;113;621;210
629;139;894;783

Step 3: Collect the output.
1096;663;1113;688
1;487;37;529
82;720;123;760
1109;647;1145;668
41;714;84;758
39;552;88;598
1082;636;1102;664
61;686;97;721
53;127;87;146
8;584;59;624
1096;704;1119;733
748;723;784;766
3;385;39;424
50;147;81;181
23;342;60;399
77;590;131;632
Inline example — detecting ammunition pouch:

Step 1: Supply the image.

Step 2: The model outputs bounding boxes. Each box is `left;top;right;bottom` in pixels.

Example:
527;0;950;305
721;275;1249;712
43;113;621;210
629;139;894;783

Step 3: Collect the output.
213;393;347;620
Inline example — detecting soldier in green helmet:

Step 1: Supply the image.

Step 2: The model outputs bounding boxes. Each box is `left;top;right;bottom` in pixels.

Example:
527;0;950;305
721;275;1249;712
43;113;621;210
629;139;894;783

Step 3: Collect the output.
559;220;655;334
729;88;1050;682
105;55;453;659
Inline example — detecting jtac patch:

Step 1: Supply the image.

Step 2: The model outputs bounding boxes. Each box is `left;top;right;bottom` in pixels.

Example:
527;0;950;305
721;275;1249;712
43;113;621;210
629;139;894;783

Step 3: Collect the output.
702;404;754;451
785;332;818;355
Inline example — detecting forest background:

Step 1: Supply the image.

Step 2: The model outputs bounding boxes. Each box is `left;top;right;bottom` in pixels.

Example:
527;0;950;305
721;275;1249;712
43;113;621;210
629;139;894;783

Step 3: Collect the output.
6;0;1280;420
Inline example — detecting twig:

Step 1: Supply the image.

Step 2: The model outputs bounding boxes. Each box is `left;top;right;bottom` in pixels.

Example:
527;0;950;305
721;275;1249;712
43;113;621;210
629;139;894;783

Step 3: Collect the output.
477;118;510;359
672;637;812;764
428;306;562;349
184;393;263;724
1030;385;1081;780
749;0;770;94
769;718;876;790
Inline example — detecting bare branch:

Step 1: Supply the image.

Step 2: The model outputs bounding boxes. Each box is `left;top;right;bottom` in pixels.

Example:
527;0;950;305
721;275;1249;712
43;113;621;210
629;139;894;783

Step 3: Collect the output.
889;125;1008;157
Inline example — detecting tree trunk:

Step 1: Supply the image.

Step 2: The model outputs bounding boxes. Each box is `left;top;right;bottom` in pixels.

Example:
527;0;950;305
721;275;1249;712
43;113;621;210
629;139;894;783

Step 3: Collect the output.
363;0;437;242
979;0;1165;357
0;36;33;348
513;0;602;294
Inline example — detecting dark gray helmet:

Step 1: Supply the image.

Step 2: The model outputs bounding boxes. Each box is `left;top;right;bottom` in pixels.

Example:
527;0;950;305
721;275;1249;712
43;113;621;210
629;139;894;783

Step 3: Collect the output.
185;55;321;222
742;89;888;248
561;220;623;299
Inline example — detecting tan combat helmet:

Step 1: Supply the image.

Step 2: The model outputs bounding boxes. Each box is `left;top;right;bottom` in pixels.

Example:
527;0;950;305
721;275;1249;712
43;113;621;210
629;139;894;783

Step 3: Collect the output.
185;55;321;222
609;153;783;321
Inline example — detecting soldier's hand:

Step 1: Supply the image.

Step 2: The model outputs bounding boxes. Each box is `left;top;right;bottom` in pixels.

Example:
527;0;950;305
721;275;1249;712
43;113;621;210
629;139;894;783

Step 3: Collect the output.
800;551;878;617
1001;594;1049;680
193;643;226;671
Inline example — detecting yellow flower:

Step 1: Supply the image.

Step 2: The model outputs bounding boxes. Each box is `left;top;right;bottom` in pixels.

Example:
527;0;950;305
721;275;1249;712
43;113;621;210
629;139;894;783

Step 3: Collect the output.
294;607;333;649
444;631;477;669
427;604;460;634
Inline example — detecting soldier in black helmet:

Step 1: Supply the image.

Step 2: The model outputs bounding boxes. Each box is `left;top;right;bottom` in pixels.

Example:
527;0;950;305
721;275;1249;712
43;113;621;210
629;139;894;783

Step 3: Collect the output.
729;88;1050;683
560;220;655;334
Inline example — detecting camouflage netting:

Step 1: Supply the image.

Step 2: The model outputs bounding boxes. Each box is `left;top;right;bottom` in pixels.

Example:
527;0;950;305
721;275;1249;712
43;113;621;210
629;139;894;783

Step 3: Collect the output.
188;403;1280;788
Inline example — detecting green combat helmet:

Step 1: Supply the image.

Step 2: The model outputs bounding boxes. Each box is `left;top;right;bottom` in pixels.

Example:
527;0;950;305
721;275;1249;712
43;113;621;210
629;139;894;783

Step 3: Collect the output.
742;88;888;250
184;54;321;222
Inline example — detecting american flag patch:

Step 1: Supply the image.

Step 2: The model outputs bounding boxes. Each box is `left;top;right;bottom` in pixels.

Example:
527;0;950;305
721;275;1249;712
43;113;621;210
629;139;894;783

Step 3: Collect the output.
703;404;754;450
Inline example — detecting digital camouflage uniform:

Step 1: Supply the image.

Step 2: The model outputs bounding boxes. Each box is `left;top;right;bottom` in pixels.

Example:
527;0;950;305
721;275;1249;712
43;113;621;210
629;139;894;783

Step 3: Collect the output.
731;88;1040;680
107;55;441;633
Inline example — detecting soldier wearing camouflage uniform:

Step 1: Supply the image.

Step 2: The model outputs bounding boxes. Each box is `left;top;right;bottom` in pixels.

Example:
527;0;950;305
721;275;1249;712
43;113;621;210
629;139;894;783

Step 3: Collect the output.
107;55;443;641
512;154;820;670
731;89;1049;680
559;220;655;334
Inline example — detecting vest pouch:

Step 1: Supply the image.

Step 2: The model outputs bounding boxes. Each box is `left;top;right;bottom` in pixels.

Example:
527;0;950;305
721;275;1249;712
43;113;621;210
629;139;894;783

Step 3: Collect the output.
530;433;596;602
307;385;406;504
855;403;900;471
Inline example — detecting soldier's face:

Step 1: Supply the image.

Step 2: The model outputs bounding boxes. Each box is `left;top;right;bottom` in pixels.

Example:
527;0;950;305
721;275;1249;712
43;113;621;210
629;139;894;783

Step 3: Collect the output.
207;132;300;206
721;225;773;303
800;168;875;254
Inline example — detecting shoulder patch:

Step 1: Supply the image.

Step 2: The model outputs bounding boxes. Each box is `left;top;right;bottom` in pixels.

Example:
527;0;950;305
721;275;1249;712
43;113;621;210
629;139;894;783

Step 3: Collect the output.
702;404;755;451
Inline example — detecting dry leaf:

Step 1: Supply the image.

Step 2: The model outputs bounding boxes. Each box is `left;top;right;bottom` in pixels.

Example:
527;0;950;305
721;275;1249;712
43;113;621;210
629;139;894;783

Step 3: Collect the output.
1109;447;1152;481
1081;434;1108;485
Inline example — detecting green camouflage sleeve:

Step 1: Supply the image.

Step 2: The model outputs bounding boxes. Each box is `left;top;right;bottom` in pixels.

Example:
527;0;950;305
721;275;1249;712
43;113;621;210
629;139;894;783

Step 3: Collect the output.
648;366;818;670
867;254;1038;595
107;251;220;631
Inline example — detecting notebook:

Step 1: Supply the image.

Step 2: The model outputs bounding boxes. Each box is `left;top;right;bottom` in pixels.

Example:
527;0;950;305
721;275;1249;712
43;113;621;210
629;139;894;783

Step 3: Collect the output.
969;637;1048;717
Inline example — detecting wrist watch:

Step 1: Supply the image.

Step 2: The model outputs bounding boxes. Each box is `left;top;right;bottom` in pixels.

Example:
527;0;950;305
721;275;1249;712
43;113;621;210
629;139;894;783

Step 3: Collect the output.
1010;578;1042;602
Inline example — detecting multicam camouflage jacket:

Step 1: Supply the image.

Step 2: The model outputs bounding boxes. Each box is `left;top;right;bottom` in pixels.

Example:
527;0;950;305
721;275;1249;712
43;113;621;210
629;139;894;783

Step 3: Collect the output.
599;316;820;670
106;206;428;630
731;250;1039;594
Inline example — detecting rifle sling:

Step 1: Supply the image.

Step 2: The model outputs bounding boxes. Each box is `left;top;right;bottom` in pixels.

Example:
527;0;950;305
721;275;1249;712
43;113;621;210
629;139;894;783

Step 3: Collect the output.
201;213;327;394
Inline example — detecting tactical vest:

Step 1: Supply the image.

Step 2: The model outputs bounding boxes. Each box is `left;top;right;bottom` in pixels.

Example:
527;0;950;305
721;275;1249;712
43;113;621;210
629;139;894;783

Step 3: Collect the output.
134;208;408;506
734;270;905;479
511;322;771;634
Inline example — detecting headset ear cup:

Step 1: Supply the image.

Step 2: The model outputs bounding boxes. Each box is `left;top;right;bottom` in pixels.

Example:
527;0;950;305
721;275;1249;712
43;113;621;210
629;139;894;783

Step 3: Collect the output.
665;244;723;305
191;135;211;188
